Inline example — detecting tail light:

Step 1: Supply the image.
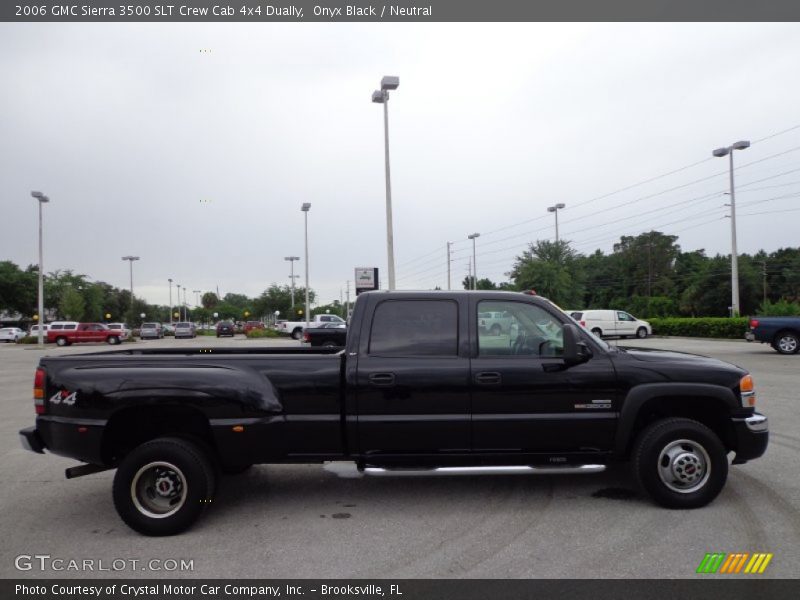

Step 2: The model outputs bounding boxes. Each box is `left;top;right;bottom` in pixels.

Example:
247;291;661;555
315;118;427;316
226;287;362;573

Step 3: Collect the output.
33;368;46;414
749;319;759;329
580;321;586;327
303;331;310;342
740;374;756;408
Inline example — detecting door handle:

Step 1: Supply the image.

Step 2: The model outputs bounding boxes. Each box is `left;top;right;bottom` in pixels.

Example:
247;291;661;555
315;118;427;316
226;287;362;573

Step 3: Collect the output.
475;371;501;385
368;373;396;386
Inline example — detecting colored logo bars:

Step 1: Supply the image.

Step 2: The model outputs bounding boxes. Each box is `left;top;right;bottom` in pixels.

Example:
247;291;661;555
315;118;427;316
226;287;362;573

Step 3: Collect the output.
696;552;773;574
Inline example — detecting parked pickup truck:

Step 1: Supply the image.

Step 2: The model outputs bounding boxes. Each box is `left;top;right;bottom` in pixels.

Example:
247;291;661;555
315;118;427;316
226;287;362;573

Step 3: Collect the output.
277;313;345;340
302;322;347;347
746;317;800;354
47;322;125;346
19;291;768;536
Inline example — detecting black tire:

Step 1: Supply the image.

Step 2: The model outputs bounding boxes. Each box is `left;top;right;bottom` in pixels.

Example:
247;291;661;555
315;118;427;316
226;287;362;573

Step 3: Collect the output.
107;336;120;345
636;327;648;339
591;328;603;337
632;418;728;509
291;328;303;340
56;337;69;347
772;330;799;355
112;437;216;536
490;324;502;336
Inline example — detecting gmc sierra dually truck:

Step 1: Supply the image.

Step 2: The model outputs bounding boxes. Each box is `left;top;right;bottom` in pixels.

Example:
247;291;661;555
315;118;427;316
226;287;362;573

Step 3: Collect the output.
19;291;768;536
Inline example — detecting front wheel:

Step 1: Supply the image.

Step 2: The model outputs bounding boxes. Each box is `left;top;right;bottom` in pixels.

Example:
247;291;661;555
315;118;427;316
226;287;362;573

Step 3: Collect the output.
112;437;216;536
107;336;120;345
636;327;648;339
773;331;799;355
291;328;303;340
633;418;728;509
55;337;69;347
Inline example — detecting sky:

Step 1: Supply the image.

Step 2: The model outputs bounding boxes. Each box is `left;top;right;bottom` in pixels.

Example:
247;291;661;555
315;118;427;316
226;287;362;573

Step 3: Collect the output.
2;22;800;308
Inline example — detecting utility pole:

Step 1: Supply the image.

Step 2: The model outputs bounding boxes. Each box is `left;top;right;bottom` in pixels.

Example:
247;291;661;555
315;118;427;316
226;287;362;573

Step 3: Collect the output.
446;242;452;290
761;260;768;306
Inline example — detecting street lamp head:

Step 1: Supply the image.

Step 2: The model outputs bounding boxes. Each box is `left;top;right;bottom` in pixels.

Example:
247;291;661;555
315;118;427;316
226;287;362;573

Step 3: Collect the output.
31;191;49;203
371;90;385;104
168;278;172;283
468;233;480;240
284;256;300;261
712;147;730;158
555;203;566;209
547;207;556;213
301;203;311;212
381;76;399;91
732;140;751;151
121;256;140;261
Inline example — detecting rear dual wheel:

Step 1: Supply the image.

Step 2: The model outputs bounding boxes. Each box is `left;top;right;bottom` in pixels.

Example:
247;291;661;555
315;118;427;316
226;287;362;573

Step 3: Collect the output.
113;437;216;536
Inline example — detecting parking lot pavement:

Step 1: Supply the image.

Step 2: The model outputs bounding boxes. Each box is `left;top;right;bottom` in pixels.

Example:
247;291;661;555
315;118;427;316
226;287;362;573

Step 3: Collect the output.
1;336;798;579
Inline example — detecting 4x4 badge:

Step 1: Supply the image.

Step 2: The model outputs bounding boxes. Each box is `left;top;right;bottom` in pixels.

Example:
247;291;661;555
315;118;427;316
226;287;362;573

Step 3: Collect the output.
49;390;77;406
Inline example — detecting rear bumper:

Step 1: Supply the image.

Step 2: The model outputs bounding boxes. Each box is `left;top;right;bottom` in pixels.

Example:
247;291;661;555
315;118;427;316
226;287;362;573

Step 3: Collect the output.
731;413;769;464
19;426;45;454
744;331;755;342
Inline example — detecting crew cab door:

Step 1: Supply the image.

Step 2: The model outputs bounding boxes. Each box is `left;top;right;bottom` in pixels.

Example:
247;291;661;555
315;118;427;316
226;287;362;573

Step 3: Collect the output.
355;298;471;456
470;299;619;454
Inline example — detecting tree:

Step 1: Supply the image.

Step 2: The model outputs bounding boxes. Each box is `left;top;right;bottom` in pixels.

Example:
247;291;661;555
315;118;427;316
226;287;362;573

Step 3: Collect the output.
462;277;498;290
59;287;85;321
0;261;37;315
201;292;220;309
509;240;585;307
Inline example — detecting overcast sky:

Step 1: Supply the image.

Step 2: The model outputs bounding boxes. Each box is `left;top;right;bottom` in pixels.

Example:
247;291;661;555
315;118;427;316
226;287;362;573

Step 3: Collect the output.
2;22;799;308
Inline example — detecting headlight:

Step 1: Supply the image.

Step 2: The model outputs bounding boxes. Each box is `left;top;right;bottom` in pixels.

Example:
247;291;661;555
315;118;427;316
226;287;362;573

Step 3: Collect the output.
740;374;756;408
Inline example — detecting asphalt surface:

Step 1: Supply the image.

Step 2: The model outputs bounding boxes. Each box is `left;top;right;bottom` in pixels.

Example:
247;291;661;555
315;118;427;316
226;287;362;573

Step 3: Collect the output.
0;335;798;579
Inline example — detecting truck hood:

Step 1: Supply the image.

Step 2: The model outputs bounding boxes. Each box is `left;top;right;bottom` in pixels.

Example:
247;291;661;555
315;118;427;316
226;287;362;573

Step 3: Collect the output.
613;346;747;382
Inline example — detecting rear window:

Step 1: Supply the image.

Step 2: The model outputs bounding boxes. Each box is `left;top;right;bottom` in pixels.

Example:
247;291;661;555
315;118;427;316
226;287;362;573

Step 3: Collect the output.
64;324;77;330
369;300;458;357
570;312;583;320
142;323;156;329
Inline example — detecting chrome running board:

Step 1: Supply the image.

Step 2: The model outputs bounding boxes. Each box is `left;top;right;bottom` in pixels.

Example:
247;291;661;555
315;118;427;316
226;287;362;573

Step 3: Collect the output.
323;462;605;479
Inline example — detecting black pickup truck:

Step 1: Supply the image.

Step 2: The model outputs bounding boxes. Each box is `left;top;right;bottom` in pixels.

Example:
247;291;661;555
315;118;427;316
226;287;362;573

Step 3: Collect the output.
20;291;768;536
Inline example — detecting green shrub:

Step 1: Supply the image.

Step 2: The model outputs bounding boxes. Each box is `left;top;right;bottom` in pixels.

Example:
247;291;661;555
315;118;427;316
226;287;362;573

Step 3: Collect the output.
246;328;279;339
197;329;216;336
18;336;39;344
649;317;749;339
757;299;800;316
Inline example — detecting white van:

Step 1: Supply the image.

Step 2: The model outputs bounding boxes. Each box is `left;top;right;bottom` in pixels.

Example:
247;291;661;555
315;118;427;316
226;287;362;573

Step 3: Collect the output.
570;310;651;339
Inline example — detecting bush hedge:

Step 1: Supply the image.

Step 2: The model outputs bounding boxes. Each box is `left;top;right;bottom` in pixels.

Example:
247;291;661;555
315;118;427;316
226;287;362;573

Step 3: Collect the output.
246;328;279;339
649;317;749;339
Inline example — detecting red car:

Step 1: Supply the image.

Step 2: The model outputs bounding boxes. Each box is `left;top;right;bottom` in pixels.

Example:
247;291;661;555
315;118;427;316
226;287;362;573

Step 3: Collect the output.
47;322;124;346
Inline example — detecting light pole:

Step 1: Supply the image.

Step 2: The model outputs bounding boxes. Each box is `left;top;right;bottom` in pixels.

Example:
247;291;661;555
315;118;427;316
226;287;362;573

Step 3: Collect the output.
547;203;566;243
176;284;182;321
284;256;300;307
468;233;480;290
168;278;173;324
301;203;311;329
713;140;750;316
193;290;201;307
31;191;49;346
372;75;400;290
121;256;140;319
183;287;189;321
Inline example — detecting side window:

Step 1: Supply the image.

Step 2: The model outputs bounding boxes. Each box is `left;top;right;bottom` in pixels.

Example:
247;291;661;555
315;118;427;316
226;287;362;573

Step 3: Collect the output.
64;324;77;330
478;301;564;357
369;300;458;356
617;311;633;321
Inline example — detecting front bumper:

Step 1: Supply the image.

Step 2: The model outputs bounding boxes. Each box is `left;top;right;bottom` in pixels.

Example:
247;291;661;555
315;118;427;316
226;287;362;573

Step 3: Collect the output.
731;413;769;464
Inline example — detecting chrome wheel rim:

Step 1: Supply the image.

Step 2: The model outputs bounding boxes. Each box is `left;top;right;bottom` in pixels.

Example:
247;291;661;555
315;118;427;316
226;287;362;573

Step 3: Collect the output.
657;439;711;494
778;336;797;353
131;461;187;518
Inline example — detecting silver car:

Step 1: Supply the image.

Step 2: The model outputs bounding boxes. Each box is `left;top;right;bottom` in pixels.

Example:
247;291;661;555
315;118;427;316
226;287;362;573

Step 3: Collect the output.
139;322;164;339
174;322;196;339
